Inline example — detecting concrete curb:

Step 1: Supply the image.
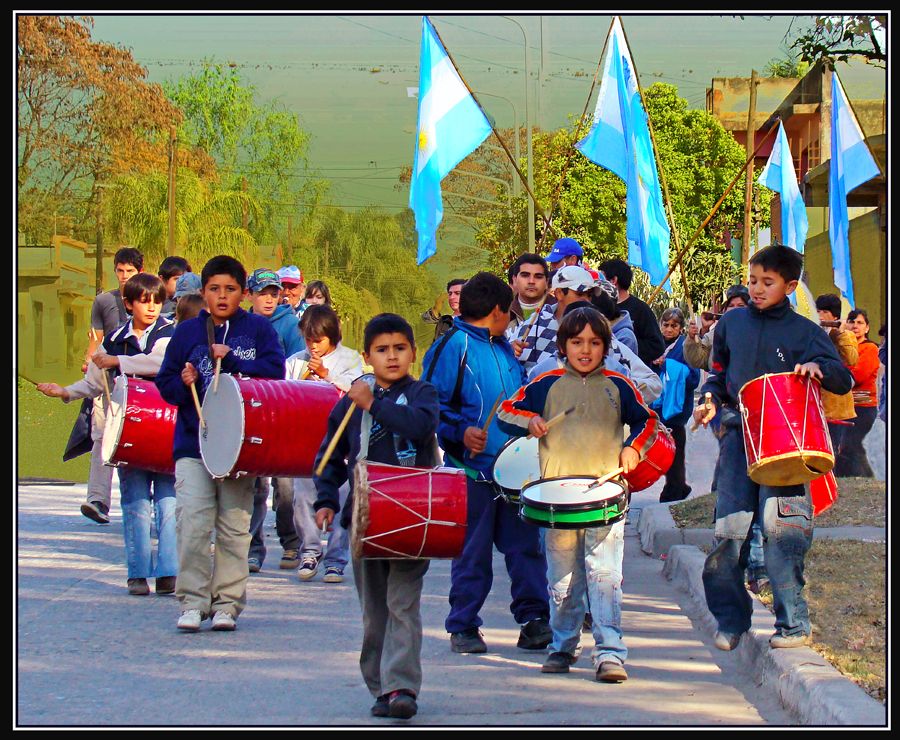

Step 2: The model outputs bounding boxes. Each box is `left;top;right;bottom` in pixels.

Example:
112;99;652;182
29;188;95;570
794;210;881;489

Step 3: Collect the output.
661;544;886;726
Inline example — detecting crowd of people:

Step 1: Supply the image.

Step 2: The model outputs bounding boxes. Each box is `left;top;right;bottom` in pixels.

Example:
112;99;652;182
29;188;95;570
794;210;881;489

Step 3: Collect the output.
33;239;885;721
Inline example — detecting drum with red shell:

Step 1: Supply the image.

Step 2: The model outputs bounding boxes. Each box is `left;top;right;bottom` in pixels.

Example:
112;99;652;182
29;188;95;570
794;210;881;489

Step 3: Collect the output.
622;425;676;492
200;375;340;479
351;461;467;559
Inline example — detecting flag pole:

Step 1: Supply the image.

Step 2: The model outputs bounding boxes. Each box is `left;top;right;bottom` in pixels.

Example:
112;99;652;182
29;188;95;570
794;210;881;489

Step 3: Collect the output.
646;120;781;305
534;17;616;253
427;17;557;239
617;17;693;315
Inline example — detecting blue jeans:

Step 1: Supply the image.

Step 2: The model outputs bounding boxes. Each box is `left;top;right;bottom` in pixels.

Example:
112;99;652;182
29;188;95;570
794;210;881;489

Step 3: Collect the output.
118;467;177;579
545;521;627;666
248;479;269;564
293;477;350;569
702;425;813;637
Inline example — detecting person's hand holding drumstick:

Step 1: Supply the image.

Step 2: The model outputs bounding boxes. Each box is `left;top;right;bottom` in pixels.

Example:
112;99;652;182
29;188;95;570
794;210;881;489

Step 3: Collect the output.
692;392;717;428
315;507;335;531
794;361;823;381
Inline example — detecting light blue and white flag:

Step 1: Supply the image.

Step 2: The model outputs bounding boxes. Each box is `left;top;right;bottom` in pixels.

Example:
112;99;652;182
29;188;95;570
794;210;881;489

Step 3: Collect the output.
758;121;808;252
829;72;880;307
409;16;492;265
575;17;671;288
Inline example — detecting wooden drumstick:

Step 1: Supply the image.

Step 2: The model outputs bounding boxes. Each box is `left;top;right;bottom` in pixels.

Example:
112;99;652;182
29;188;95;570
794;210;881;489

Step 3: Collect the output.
481;392;505;434
314;401;357;478
190;381;206;430
527;406;576;439
213;357;222;393
584;466;626;493
690;392;714;432
99;367;112;407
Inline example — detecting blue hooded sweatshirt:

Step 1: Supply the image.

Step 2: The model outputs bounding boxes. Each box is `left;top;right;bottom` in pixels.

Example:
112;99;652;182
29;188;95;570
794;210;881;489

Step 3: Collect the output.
155;308;285;461
262;302;306;357
611;309;639;355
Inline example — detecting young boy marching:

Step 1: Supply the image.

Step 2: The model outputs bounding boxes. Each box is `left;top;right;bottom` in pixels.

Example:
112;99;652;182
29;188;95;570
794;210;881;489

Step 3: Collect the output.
313;314;440;720
497;306;660;682
694;245;852;651
155;255;285;632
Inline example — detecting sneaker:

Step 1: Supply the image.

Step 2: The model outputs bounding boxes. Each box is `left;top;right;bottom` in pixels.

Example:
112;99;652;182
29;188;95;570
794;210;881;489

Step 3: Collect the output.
247;557;262;574
596;661;628;683
747;577;770;595
177;609;203;632
279;549;300;569
297;554;321;581
769;632;810;649
211;611;237;631
370;695;390;718
323;566;344;583
517;617;553;650
155;576;176;595
80;501;110;524
127;578;150;596
714;630;742;651
387;690;418;719
542;651;577;673
450;628;487;654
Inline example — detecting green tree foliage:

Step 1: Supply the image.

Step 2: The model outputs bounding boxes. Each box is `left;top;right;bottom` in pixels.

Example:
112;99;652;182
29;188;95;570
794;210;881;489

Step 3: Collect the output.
788;15;886;70
764;52;811;79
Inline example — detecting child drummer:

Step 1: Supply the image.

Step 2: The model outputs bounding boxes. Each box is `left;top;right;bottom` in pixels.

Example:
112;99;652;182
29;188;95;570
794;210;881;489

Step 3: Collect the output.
313;314;440;720
497;306;660;682
694;245;852;651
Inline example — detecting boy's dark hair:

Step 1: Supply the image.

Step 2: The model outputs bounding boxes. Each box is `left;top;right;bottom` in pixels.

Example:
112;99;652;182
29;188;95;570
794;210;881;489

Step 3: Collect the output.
459;272;513;320
447;278;467;292
201;255;247;289
175;293;205;324
556;305;611;361
598;258;632;291
304;280;332;306
815;293;842;319
158;256;191;281
508;253;549;283
748;244;803;283
114;246;144;271
364;313;416;353
589;290;621;321
300;304;342;345
122;273;166;304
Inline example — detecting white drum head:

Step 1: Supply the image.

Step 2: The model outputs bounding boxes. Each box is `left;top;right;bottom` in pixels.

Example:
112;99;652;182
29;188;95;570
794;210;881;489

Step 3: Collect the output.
522;477;624;507
492;435;540;491
101;375;128;465
200;374;245;478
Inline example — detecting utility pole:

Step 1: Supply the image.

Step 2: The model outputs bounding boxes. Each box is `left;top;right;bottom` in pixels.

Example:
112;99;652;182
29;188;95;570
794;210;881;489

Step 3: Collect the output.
95;184;104;295
167;126;177;256
742;70;759;270
241;177;249;231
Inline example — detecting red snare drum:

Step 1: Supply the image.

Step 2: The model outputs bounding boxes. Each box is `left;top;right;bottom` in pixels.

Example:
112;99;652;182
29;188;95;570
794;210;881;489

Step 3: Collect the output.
622;425;676;492
810;471;838;516
200;375;340;478
738;372;834;486
351;461;467;559
102;375;178;474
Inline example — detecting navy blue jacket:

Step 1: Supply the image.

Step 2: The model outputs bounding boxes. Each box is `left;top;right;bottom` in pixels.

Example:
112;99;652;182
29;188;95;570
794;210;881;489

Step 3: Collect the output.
702;299;853;408
155;308;285;461
102;317;174;371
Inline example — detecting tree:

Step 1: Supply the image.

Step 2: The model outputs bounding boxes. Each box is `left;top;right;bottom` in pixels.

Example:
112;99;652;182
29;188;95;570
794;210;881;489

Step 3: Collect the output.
764;52;810;79
788;15;886;70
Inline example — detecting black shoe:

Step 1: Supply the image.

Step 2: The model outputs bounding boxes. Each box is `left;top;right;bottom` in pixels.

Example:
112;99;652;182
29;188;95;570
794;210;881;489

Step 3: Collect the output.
127;578;150;596
582;612;593;633
517;617;552;650
387;690;417;719
370;695;390;718
450;628;487;654
81;501;110;524
541;651;577;673
659;486;691;504
155;576;176;595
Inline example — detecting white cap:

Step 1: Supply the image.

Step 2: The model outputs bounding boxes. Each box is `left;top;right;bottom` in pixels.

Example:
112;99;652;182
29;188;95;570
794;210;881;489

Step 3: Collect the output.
551;265;597;293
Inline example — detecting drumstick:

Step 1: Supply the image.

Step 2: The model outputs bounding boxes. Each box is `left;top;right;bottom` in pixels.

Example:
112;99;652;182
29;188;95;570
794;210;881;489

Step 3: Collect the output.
314;401;358;478
190;381;206;430
99;368;112;407
584;466;626;493
17;371;39;386
690;392;714;432
481;392;505;434
527;406;576;439
213;357;222;393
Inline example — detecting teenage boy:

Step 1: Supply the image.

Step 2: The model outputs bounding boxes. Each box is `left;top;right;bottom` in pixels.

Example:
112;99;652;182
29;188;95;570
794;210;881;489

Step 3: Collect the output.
544;237;583;271
422;278;466;345
422;272;551;655
314;314;440;720
694;245;852;651
506;253;550;339
598;258;665;369
158;256;192;316
156;255;285;632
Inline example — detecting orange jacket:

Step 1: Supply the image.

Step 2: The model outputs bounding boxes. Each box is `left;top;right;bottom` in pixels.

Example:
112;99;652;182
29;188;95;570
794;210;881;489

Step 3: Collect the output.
851;339;879;407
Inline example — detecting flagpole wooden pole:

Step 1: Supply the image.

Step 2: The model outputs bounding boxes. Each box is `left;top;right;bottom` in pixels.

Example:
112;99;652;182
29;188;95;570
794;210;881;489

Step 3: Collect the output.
645;120;781;305
427;17;557;239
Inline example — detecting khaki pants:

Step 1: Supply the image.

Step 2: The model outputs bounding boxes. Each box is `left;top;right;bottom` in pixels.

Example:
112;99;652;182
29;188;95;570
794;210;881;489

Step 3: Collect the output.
87;399;114;508
175;458;254;618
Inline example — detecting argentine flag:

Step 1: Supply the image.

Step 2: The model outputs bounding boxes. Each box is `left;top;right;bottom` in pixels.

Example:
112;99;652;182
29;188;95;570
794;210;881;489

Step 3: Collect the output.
575;17;671;288
828;72;880;307
758;120;808;252
409;17;492;265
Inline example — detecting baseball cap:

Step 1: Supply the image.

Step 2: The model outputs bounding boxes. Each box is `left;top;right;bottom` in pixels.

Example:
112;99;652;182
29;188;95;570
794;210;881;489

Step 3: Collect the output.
545;237;583;264
551;265;597;293
173;272;202;299
248;268;282;293
595;276;617;300
725;284;750;304
277;265;303;285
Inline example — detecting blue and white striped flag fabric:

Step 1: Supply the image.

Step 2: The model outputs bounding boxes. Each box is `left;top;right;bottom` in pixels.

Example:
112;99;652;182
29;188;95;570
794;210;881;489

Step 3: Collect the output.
409;17;492;265
758;120;808;252
575;17;671;289
828;72;880;307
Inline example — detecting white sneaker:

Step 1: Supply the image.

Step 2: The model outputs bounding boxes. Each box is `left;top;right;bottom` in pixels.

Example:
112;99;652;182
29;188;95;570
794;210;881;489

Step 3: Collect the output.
211;611;236;631
297;553;321;581
177;609;203;632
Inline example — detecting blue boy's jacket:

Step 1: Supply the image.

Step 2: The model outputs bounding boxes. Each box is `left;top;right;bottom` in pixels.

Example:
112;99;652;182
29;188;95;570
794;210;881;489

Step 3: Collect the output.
611;310;639;355
262;303;306;357
702;299;853;408
155;308;285;461
312;375;441;529
421;317;526;477
102;317;174;372
651;336;700;426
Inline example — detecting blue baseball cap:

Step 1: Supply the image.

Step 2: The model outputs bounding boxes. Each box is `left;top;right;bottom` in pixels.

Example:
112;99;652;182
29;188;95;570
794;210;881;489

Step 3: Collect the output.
173;272;202;299
546;237;583;264
247;268;282;293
